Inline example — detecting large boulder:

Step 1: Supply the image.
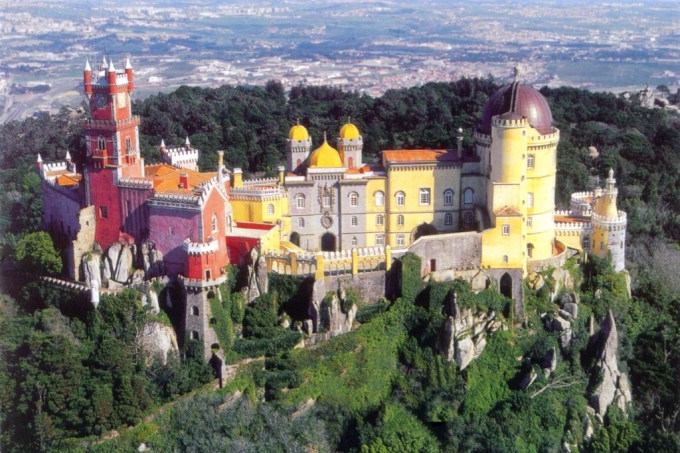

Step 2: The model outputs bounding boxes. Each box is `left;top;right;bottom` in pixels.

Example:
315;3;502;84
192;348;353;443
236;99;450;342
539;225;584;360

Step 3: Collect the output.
588;310;632;417
139;241;164;277
104;241;136;285
242;248;269;303
81;252;102;288
308;281;356;336
138;321;179;365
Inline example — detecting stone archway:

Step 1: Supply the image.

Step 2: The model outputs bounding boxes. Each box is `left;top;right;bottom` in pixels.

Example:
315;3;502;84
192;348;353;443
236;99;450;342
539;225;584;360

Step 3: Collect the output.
290;231;300;247
321;232;336;252
500;272;513;299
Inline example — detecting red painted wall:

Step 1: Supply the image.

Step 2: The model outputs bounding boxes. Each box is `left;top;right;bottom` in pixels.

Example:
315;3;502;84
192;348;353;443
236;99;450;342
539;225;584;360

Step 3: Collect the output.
88;167;121;248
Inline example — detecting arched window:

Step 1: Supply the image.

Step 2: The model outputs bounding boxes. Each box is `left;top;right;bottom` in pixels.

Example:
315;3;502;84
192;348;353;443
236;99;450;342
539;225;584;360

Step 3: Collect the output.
444;189;454;206
351;216;358;227
351;236;358;246
192;306;199;316
97;136;106;150
348;156;354;168
397;215;404;227
211;213;217;232
527;192;534;208
298;217;305;228
445;213;453;225
268;203;275;215
419;188;431;205
376;234;385;246
349;192;359;207
397;234;405;246
374;191;384;207
395;191;405;207
527;154;535;168
463;211;474;226
125;136;132;154
376;214;384;226
296;158;301;167
296;194;305;209
463;188;474;205
583;237;590;250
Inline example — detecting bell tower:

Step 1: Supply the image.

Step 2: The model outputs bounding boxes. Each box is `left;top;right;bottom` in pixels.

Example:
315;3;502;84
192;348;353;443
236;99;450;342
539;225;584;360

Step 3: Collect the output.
82;56;144;248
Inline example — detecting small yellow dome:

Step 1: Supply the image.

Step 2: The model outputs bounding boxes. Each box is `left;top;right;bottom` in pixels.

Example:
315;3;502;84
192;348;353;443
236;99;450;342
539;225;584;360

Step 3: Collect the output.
309;139;342;167
339;122;360;139
289;124;309;140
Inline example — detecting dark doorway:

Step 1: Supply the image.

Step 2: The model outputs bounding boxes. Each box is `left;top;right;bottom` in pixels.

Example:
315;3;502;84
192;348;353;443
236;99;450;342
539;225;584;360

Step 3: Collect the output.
527;243;534;258
430;259;437;272
290;231;300;247
500;273;513;299
321;232;336;251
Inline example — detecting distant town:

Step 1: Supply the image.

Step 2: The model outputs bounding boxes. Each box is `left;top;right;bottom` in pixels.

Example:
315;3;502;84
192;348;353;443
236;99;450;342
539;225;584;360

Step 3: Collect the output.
2;0;680;123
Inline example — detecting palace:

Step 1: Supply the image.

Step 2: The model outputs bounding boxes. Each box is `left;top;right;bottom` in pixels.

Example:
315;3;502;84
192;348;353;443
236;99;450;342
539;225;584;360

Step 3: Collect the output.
39;57;626;340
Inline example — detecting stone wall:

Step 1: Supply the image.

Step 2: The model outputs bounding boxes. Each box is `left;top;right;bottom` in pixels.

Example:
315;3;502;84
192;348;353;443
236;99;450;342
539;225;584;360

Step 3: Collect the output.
407;231;482;275
323;270;389;304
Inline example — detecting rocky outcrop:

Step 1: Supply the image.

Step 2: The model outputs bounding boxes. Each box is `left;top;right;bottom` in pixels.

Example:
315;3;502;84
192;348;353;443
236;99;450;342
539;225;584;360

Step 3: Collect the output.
307;280;357;336
139;240;164;278
541;348;557;379
242;248;269;303
439;291;504;370
544;292;580;350
81;252;102;288
103;242;136;287
138;321;179;365
141;289;160;314
587;310;632;417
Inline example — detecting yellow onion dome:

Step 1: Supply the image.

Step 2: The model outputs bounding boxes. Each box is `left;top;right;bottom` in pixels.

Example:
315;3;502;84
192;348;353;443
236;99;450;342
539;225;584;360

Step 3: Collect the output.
288;123;309;140
339;121;360;139
309;139;342;167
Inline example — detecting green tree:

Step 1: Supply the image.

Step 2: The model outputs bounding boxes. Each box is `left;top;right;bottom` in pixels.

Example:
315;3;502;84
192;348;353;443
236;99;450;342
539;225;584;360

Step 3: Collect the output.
14;231;62;276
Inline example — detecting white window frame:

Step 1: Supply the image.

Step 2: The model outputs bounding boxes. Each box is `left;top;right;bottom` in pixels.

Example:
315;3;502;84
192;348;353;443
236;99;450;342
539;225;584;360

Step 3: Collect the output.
397;215;404;227
463;188;473;205
396;234;405;246
376;214;384;226
296;194;305;209
527;192;534;208
376;234;385;246
351;216;358;227
268;203;275;215
374;191;384;207
298;217;305;228
445;212;453;225
419;188;431;205
527;154;535;168
502;224;510;236
349;192;359;207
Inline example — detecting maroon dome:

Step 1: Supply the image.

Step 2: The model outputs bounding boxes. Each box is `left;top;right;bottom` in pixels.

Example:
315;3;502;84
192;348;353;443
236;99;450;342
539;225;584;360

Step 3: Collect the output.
478;82;553;135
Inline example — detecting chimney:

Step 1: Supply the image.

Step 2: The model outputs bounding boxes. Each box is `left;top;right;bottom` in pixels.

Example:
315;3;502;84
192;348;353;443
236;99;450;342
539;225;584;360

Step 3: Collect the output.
179;173;189;189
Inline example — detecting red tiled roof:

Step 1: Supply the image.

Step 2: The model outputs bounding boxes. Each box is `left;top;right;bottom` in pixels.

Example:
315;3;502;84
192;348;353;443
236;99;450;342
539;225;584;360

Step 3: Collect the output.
494;206;522;216
145;163;216;194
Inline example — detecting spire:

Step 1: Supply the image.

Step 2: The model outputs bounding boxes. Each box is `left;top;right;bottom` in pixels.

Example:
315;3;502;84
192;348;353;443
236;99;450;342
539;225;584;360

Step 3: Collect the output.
125;56;132;69
323;131;327;143
36;153;43;164
102;55;108;69
65;150;72;161
108;58;115;72
84;58;91;72
160;139;166;150
185;136;191;148
513;62;521;83
347;115;351;124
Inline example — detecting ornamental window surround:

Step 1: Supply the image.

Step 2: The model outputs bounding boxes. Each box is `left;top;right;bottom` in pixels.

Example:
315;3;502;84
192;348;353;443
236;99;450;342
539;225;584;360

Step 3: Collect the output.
527;154;535;168
296;194;305;209
463;188;474;205
268;203;275;215
376;234;385;246
445;213;453;225
397;234;405;246
395;191;405;207
349;192;359;207
444;189;454;206
374;191;384;207
351;216;358;227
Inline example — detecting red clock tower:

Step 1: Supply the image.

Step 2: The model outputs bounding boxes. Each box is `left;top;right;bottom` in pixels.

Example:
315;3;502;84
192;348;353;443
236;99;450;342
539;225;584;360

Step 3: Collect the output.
82;57;145;248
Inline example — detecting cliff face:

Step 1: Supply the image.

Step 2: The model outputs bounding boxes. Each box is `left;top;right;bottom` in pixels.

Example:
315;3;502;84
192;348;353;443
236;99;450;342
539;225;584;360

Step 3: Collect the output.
438;293;504;370
138;320;179;365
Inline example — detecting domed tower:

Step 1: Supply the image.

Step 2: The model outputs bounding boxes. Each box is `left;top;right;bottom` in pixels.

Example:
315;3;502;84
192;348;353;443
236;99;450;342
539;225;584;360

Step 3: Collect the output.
476;65;560;272
591;169;626;271
308;134;343;168
286;122;312;173
337;119;363;169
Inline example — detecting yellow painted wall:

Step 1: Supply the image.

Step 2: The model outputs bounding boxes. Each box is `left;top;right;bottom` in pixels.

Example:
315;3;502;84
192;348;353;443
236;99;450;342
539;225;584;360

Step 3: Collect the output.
481;215;524;268
364;177;387;247
385;166;436;247
259;223;281;252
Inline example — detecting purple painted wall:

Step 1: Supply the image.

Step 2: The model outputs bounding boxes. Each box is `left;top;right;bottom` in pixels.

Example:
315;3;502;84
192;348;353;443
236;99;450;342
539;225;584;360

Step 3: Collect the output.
42;181;82;241
149;206;200;276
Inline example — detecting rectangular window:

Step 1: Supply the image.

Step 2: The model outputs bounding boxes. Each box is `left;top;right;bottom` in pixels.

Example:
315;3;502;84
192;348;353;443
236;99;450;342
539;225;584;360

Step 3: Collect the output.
323;195;331;207
125;200;131;217
445;213;453;225
502;224;510;236
527;216;532;228
351;216;358;227
100;205;108;218
527;154;535;168
419;188;431;205
396;234;404;246
376;234;384;246
502;255;508;263
376;215;384;226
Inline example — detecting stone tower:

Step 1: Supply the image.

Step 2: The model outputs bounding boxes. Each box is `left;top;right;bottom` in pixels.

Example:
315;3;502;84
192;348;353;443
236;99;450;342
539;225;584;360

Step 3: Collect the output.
591;169;626;271
286;122;312;173
337;119;363;169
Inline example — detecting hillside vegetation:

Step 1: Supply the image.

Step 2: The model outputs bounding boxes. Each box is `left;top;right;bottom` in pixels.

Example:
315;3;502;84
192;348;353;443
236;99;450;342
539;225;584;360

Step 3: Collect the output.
1;79;680;451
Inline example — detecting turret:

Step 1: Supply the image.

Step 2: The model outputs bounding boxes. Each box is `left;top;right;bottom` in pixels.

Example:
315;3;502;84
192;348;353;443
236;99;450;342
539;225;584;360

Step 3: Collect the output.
286;121;312;173
217;150;225;184
456;127;463;159
591;169;626;271
83;58;92;98
232;168;243;188
107;58;116;87
159;139;166;154
337;118;363;169
125;56;134;91
277;165;285;185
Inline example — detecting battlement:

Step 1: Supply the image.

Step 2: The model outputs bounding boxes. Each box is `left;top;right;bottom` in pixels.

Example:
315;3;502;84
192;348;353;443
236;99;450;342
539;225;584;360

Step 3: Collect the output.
592;211;627;225
243;177;279;186
44;162;68;172
183;238;219;255
230;186;286;199
84;116;141;130
527;128;560;143
555;220;592;231
162;146;199;170
118;177;154;189
150;192;201;208
492;116;528;128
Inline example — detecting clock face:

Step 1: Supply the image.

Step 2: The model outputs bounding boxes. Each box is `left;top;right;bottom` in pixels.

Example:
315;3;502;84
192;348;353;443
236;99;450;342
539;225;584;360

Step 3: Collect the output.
92;93;108;109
